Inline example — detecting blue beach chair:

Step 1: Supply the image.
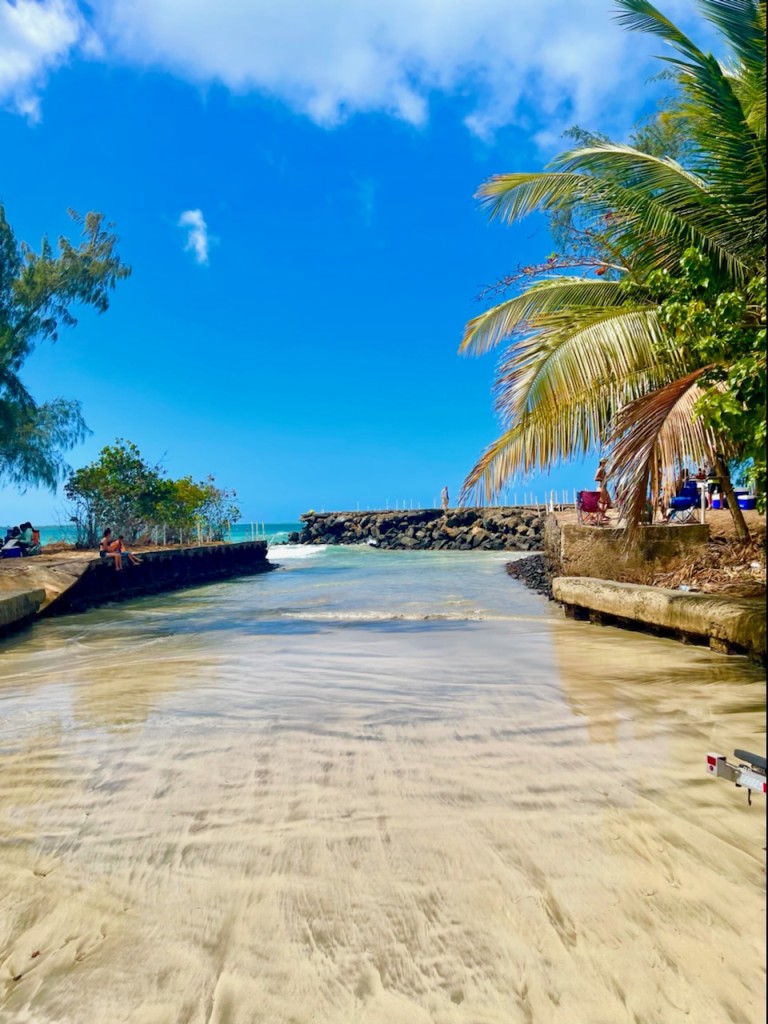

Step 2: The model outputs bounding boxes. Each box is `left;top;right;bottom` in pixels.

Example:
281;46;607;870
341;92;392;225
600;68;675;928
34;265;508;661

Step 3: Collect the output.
667;481;701;524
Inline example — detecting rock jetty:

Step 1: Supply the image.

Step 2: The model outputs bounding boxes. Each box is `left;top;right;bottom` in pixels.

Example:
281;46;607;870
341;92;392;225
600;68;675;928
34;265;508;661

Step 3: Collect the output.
505;554;553;599
290;508;544;551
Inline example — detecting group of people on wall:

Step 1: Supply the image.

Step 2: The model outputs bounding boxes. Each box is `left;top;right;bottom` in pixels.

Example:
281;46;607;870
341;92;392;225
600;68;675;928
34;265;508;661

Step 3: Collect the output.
1;522;40;557
99;528;141;571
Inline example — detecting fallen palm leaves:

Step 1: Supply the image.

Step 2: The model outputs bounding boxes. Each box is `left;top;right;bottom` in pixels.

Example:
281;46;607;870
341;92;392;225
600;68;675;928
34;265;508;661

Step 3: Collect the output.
650;537;766;597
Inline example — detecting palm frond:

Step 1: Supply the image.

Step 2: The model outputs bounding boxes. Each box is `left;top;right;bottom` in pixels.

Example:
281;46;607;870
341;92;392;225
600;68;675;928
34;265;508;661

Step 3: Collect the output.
460;278;627;356
616;1;766;247
668;55;765;226
552;144;760;261
697;1;765;71
477;171;599;222
477;161;754;281
460;384;617;504
743;80;767;136
614;0;706;53
607;368;722;534
461;0;764;513
493;306;676;426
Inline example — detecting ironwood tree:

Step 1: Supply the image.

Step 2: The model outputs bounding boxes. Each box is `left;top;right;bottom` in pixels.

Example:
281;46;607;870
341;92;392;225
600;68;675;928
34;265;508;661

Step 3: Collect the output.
0;206;131;489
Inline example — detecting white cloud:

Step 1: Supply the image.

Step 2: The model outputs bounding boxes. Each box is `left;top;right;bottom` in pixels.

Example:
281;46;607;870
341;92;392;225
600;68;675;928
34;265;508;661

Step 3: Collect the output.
88;0;703;139
178;209;210;264
2;0;705;137
0;0;87;120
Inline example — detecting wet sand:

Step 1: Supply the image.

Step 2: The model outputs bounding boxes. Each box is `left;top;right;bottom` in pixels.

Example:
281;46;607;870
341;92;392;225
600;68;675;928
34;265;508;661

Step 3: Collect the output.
0;586;765;1024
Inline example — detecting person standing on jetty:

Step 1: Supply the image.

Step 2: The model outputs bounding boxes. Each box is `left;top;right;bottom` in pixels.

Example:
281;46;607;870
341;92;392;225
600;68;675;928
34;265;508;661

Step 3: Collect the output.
594;458;612;523
441;486;449;511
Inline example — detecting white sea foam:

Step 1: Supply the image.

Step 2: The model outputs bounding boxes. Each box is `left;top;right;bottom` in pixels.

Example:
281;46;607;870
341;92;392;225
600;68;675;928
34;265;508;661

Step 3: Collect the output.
279;609;521;622
267;543;328;560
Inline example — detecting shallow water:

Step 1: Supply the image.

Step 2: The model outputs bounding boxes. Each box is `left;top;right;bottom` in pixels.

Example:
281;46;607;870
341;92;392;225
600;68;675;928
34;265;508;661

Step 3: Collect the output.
0;547;765;1023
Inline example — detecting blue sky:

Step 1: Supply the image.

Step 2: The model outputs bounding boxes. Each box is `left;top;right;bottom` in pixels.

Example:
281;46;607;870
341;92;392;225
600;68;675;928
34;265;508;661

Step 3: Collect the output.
1;0;702;524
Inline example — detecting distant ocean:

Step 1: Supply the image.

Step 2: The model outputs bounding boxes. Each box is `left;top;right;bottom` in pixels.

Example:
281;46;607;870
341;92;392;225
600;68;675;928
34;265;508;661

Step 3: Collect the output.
31;522;303;548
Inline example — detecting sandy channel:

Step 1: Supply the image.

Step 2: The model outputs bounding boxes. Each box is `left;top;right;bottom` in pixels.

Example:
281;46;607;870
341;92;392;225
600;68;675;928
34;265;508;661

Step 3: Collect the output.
0;610;765;1024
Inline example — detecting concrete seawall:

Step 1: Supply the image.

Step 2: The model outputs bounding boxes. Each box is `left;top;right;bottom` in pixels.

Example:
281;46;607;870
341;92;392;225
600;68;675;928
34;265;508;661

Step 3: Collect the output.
544;515;710;583
0;587;47;635
0;541;275;636
553;577;766;662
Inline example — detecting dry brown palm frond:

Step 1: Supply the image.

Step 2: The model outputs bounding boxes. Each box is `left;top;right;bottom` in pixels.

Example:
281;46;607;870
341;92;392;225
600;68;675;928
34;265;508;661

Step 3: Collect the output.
607;367;724;536
650;531;766;595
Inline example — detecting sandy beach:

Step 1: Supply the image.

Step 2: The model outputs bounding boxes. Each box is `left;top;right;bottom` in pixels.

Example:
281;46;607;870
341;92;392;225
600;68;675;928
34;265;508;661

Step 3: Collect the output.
0;550;765;1024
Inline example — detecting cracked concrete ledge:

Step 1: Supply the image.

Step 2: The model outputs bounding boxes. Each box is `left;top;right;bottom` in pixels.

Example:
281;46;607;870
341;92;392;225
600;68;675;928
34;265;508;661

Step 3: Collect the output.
0;588;47;636
552;576;766;662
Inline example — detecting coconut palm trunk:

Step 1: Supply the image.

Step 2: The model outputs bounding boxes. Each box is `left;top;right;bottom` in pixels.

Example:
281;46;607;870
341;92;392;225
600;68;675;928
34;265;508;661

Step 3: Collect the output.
712;452;751;541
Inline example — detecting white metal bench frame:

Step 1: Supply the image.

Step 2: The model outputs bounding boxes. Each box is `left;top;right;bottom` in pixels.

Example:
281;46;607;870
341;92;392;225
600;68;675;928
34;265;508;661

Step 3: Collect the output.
706;750;767;805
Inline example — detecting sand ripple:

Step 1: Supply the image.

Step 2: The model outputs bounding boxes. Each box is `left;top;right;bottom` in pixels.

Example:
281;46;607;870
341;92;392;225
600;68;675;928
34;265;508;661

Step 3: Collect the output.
0;599;765;1023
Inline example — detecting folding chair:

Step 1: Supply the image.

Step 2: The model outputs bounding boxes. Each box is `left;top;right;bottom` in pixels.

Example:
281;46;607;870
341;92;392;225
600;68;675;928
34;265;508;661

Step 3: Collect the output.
576;490;605;526
667;482;701;524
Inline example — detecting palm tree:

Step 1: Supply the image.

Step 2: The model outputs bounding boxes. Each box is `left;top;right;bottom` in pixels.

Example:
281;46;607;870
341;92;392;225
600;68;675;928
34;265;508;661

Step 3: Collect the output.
460;0;766;540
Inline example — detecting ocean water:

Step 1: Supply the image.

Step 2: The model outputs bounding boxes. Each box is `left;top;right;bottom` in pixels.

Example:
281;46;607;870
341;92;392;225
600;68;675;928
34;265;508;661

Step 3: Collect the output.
0;545;764;1023
29;521;303;547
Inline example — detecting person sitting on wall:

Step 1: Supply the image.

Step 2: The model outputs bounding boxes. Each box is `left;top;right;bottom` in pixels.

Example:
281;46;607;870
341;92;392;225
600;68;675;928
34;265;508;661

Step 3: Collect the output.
99;529;140;570
23;526;42;555
1;526;20;554
16;522;35;555
100;528;123;571
113;535;141;567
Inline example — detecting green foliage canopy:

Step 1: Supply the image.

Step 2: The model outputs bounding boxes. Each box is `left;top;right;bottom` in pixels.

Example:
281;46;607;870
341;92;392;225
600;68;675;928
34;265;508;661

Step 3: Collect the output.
652;250;766;503
0;206;131;488
65;439;241;547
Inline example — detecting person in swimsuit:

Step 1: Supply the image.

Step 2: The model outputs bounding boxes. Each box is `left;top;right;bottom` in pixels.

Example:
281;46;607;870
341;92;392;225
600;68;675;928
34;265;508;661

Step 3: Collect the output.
594;458;612;523
99;528;123;570
113;535;141;566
